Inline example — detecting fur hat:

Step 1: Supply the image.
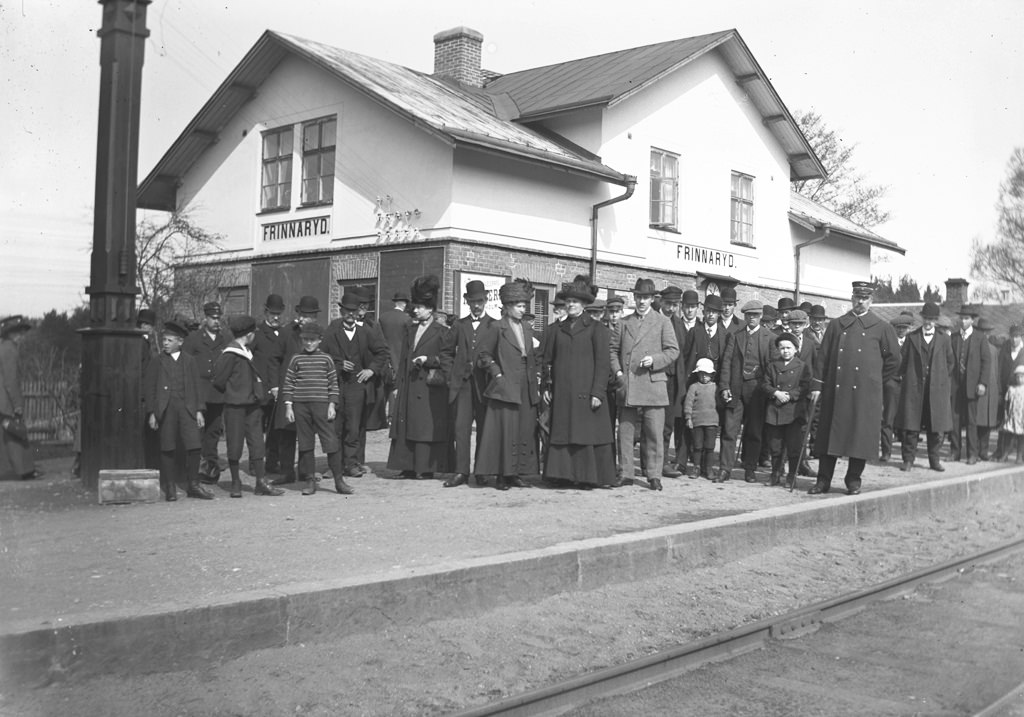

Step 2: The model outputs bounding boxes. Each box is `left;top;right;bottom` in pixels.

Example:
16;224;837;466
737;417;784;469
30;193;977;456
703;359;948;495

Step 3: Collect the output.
561;275;595;304
499;277;534;305
410;275;441;309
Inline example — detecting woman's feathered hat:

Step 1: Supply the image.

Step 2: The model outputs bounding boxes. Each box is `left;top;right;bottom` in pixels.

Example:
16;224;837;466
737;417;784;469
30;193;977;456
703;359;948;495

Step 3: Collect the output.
499;277;534;305
560;274;596;304
410;274;440;310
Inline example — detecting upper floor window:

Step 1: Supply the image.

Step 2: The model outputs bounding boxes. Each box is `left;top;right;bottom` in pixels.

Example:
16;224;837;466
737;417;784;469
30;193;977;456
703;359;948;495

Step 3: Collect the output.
302;116;336;206
261;127;293;211
730;172;754;247
649;148;679;231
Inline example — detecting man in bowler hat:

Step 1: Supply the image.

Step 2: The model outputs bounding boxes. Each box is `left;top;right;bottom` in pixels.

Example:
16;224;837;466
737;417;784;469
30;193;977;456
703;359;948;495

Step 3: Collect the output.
720;286;742;332
252;294;287;471
949;304;991;463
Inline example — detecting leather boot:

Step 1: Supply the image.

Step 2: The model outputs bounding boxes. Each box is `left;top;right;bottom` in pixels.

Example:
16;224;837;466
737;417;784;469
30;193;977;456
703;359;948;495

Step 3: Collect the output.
228;462;243;498
186;477;214;500
334;475;355;495
271;471;296;486
495;476;509;491
993;432;1007;461
798;458;818;477
252;460;284;496
768;455;782;486
301;475;317;495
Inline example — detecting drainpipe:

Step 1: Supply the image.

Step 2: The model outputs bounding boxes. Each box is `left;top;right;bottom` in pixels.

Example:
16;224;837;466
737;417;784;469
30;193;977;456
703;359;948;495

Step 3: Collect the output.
793;225;830;303
591;177;637;280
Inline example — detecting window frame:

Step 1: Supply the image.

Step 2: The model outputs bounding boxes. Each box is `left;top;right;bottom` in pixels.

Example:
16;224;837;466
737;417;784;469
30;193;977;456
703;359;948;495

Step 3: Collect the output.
730;171;755;247
301;116;337;207
260;126;294;213
649;148;680;232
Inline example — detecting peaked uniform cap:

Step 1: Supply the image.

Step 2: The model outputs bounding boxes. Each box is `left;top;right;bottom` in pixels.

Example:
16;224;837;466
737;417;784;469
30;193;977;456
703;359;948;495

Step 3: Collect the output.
852;281;876;297
203;302;222;317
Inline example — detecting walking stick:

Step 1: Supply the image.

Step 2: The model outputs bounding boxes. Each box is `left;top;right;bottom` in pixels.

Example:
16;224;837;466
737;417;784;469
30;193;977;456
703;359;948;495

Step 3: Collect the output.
791;392;820;492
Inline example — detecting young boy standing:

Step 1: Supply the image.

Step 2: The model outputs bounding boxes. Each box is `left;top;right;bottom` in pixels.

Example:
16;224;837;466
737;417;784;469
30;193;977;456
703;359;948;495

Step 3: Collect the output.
762;332;812;487
212;315;285;498
282;321;353;496
144;318;212;501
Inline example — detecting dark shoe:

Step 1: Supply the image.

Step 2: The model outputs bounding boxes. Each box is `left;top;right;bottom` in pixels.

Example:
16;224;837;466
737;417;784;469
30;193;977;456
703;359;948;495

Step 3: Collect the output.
254;478;285;496
229;478;242;498
966;456;978;465
662;464;683;478
495;476;509;491
334;477;355;495
880;452;890;463
398;470;416;479
744;470;757;483
648;478;663;491
714;469;730;484
900;461;913;472
20;470;42;480
271;472;296;486
758;459;770;468
301;477;317;495
785;474;797;490
768;471;781;487
798;460;818;478
444;473;469;488
929;461;945;472
343;464;365;478
950;452;961;462
186;481;214;500
506;476;527;488
807;482;829;495
358;464;372;474
165;484;178;501
473;474;486;486
845;479;861;495
979;453;990;461
415;472;434;480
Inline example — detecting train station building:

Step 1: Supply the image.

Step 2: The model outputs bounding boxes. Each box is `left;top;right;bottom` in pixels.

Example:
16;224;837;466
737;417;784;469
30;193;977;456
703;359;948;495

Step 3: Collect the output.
137;26;904;325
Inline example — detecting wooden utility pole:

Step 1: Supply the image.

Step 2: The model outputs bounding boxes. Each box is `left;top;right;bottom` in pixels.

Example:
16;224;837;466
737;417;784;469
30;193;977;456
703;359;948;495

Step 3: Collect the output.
79;0;152;487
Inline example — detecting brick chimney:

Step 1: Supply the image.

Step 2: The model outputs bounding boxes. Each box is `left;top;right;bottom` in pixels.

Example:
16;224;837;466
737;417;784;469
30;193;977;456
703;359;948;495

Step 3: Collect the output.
944;277;969;312
433;26;483;87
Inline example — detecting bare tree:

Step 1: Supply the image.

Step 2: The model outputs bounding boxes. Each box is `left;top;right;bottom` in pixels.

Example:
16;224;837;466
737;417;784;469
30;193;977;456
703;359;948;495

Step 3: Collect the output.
971;148;1024;300
137;213;228;320
793;109;892;228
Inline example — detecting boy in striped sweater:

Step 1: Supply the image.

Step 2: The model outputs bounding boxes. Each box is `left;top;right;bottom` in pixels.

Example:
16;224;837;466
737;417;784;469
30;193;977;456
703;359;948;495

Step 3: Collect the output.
282;322;354;496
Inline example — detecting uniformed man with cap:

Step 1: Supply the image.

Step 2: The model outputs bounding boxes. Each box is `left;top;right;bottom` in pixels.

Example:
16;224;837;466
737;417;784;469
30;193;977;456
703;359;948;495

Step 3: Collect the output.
881;313;915;461
183;301;232;484
253;294;287;472
809;281;900;495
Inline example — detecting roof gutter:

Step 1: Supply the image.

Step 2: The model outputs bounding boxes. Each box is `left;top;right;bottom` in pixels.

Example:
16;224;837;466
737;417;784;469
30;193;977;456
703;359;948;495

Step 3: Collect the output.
590;177;637;279
794;225;830;303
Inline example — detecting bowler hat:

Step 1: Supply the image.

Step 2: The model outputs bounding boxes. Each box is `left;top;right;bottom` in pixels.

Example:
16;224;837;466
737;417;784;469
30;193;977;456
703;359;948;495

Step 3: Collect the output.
809;305;827;319
957;304;978;317
775;331;798;347
162;317;190;339
632;278;657;295
463;280;487;301
660;285;683;301
777;297;796;311
605;295;625;308
762;305;778;320
740;300;762;314
350;287;372;305
703;295;725;313
338;292;362;311
799;301;813;314
719;287;738;302
136;309;157;327
0;315;31;338
299;321;323;338
264;294;285;312
977;317;994;332
295;296;321;314
228;314;256;336
392;291;410;303
681;289;699;305
851;280;876;297
203;301;222;318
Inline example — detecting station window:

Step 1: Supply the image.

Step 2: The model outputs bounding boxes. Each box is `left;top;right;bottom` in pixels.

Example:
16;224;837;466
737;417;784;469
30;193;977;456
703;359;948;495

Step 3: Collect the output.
302;116;336;206
219;286;250;317
260;127;293;211
650;148;679;231
730;172;755;247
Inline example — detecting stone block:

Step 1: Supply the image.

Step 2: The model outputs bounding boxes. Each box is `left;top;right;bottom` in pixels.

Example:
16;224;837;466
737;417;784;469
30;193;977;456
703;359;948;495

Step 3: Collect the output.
98;469;160;504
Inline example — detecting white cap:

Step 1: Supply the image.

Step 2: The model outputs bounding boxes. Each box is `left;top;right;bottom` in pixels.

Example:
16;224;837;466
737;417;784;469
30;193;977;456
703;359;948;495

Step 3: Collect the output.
693;357;715;374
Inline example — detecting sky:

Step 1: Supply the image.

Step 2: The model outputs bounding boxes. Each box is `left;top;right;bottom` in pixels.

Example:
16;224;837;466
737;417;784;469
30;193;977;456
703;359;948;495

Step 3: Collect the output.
1;0;1022;316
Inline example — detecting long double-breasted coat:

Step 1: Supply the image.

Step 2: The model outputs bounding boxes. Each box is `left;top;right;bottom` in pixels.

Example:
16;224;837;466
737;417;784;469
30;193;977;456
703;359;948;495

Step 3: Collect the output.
546;314;613;446
609;310;679;408
182;327;232;405
389;320;455;444
894;329;954;433
975;338;1001;427
813;309;900;460
762;355;811;426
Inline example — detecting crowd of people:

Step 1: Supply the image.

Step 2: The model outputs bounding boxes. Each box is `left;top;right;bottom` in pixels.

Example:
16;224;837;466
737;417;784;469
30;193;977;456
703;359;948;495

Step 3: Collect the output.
11;272;1022;498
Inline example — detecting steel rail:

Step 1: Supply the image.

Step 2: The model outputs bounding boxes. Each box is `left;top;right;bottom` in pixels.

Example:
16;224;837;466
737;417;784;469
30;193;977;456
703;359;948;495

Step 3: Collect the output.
973;677;1024;717
449;536;1024;717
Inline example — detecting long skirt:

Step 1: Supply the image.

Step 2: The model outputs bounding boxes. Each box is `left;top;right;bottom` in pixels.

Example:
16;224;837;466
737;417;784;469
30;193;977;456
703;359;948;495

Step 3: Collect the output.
476;396;538;477
544;442;616;486
387;438;449;474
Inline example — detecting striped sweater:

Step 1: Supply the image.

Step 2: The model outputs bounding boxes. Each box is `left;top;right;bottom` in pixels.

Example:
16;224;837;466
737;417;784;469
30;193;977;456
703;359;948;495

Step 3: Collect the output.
282;350;339;404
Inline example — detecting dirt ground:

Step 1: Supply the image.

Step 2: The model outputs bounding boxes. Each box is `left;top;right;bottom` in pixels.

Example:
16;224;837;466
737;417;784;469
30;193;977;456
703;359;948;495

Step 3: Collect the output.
2;434;1023;716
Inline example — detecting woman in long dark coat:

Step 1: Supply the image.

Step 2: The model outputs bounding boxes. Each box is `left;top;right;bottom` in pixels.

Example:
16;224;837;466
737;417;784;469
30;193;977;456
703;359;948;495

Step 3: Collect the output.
994;325;1024;460
974;319;1000;459
542;276;616;488
387;275;455;479
476;279;539;490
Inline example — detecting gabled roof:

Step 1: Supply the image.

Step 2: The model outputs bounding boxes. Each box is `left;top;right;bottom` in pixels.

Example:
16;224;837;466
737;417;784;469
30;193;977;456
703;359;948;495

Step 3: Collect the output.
789;191;905;255
484;29;825;182
138;31;631;211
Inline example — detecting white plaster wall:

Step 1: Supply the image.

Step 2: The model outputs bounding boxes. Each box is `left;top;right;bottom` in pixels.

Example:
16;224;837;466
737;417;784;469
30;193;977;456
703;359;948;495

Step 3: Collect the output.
174;56;454;254
791;223;873;299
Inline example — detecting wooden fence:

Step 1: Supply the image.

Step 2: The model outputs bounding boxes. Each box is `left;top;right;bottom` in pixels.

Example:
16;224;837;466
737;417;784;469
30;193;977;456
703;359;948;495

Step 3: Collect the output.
21;380;78;443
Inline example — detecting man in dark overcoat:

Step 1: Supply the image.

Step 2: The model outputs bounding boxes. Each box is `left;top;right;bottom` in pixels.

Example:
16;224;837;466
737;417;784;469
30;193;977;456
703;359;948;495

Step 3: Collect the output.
719;301;773;482
182;301;232;484
445;280;497;487
378;290;412;425
895;302;954;472
658;285;686;478
252;294;286;472
949;304;991;464
809;281;900;495
881;313;914;461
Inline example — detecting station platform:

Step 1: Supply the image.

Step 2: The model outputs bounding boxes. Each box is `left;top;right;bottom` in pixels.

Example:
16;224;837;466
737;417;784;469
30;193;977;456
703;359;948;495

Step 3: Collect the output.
2;432;1022;689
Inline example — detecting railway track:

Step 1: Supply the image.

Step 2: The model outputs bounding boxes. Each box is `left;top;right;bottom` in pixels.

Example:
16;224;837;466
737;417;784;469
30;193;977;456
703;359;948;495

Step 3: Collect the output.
451;537;1024;717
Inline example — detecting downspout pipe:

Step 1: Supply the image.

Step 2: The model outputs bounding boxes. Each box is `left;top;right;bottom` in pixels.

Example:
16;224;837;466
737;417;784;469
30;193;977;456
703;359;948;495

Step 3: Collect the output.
793;225;830;303
591;177;637;280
